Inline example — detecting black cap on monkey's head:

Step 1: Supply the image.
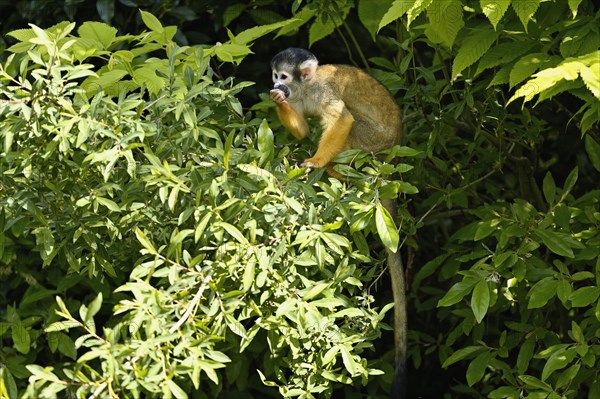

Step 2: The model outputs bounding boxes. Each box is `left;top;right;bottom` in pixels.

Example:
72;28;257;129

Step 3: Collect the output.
271;48;318;81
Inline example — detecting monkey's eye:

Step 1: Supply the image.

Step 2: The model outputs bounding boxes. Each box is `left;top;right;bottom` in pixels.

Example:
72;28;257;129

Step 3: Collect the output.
281;74;288;80
273;72;278;79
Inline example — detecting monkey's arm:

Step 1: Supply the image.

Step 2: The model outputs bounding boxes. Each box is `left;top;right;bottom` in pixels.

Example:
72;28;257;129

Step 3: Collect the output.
271;90;310;140
303;104;354;168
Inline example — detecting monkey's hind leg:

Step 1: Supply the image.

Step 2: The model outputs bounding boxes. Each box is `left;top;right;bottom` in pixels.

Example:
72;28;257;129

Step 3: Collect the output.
303;111;354;168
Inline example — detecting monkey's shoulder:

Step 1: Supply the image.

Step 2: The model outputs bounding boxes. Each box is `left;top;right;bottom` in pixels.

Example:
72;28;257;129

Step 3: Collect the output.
316;64;393;98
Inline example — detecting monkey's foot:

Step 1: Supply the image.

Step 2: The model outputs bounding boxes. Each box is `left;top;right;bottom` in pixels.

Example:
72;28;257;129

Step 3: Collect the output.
302;158;327;168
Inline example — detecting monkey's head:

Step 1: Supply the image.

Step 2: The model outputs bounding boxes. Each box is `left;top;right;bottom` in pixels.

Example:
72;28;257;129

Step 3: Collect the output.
270;48;318;99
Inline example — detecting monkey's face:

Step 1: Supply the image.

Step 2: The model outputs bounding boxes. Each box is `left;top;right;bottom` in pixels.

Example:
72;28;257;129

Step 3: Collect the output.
272;67;294;99
270;48;319;101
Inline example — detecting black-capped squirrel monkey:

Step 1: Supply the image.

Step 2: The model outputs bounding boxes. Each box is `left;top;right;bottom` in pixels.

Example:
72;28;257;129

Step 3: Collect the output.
269;47;402;169
270;48;407;399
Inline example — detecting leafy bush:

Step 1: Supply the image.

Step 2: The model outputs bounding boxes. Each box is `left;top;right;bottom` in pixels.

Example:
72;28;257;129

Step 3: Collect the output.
0;9;418;399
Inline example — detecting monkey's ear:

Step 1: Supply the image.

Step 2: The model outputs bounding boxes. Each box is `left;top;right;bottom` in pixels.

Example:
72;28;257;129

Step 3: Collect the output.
299;59;318;81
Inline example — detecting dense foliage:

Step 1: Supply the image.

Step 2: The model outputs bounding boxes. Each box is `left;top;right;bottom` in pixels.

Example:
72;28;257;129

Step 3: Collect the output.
1;1;599;398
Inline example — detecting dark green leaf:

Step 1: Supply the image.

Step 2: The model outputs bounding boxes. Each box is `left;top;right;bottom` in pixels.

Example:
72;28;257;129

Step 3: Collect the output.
442;346;485;368
542;172;556;205
569;286;600;307
518;375;552;391
585;135;600;172
488;386;520;399
533;229;574;258
12;324;30;354
528;277;558;309
438;279;478;307
471;280;490;323
542;347;576;381
562;166;579;197
358;0;395;40
466;351;492;386
517;340;535;374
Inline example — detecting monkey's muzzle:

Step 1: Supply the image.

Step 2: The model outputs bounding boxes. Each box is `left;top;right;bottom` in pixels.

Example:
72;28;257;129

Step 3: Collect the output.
273;83;290;98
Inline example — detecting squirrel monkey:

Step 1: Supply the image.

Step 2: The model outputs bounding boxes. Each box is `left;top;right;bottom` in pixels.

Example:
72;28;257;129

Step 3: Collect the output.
270;48;407;399
269;47;402;169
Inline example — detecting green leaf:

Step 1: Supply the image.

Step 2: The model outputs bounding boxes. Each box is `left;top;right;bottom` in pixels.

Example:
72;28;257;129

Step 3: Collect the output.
442;345;485;368
556;279;572;305
140;10;163;32
480;0;510;30
77;21;117;50
225;314;247;338
96;0;115;23
131;65;163;95
466;351;492;386
533;230;575;258
378;0;421;31
12;324;30;354
542;347;576;381
585;135;600;172
219;222;248;245
375;203;399;252
528;277;558;309
223;4;246;26
309;6;350;47
509;53;547;89
511;0;541;31
571;321;585;344
568;0;584;17
471;280;490;323
517;340;535;374
519;375;552;391
223;130;235;170
581;102;600;134
302;282;329;301
7;27;36;43
57;333;76;360
0;366;18;399
340;344;359;376
358;0;394;40
135;228;158;255
398;181;419;194
387;145;422;158
489;386;520;399
425;0;464;48
407;0;432;27
275;7;315;38
166;380;188;399
96;197;121;212
438;279;477;307
542;172;556;205
580;63;600;98
257;119;274;166
474;220;496;241
556;363;581;390
85;293;103;326
242;256;255;292
569;286;600;307
562;166;578;197
232;20;297;45
452;26;500;78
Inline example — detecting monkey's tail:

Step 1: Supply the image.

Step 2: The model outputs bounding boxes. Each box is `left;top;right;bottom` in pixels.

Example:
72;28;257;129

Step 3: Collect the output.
382;199;407;399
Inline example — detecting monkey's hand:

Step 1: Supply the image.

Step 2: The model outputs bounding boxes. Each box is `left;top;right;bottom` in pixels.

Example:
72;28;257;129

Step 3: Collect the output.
270;89;288;104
